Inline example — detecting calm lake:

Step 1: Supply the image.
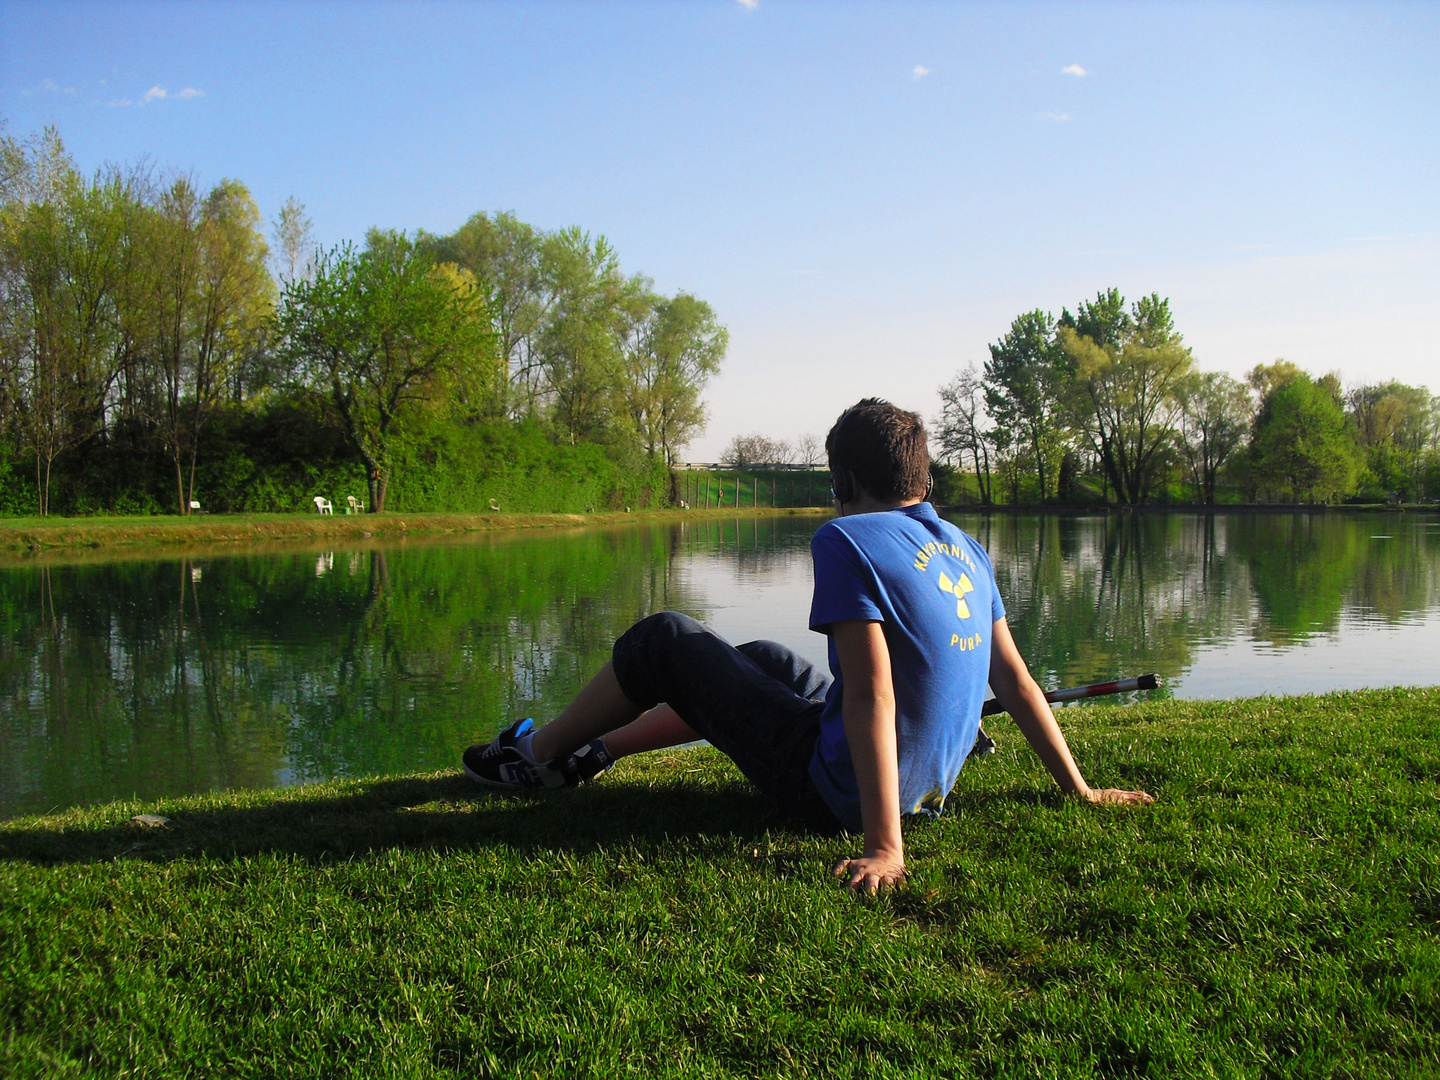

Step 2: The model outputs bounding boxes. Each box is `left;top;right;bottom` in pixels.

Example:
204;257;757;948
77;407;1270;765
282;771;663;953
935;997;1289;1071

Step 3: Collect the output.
3;510;1438;818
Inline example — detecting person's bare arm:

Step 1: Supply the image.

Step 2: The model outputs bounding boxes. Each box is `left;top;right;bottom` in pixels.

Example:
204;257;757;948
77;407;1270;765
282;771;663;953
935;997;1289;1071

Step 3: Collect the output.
828;619;907;894
987;617;1154;806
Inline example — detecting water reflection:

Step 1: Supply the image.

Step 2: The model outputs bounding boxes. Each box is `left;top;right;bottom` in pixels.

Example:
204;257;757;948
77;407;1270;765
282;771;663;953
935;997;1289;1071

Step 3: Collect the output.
1;510;1436;817
952;511;1440;694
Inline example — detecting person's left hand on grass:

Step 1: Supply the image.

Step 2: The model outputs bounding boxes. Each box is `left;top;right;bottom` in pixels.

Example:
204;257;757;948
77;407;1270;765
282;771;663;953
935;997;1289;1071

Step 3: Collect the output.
1082;786;1155;806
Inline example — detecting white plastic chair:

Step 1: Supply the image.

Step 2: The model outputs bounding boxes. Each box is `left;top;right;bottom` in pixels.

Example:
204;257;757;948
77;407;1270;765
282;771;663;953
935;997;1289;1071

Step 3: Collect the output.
346;496;364;515
313;496;334;515
188;500;202;514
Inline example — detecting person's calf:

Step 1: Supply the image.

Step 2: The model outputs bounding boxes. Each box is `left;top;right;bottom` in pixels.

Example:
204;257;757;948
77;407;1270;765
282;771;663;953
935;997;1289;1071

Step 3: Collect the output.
530;662;642;762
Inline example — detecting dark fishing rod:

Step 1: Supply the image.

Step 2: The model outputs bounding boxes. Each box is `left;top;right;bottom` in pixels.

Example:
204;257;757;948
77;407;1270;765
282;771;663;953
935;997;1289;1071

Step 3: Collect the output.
971;674;1163;756
980;673;1164;717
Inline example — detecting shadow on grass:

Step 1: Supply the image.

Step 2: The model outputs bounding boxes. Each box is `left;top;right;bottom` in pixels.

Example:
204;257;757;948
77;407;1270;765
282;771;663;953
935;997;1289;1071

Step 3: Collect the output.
0;770;814;867
0;767;1077;869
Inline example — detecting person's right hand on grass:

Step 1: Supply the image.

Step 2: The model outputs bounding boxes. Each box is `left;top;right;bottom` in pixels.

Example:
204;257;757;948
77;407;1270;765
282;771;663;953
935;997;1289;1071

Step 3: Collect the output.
832;851;906;895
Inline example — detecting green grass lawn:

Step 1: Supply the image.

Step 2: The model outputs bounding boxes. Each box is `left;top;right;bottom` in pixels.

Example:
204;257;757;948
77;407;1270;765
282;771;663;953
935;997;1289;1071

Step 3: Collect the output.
0;507;829;559
3;689;1438;1078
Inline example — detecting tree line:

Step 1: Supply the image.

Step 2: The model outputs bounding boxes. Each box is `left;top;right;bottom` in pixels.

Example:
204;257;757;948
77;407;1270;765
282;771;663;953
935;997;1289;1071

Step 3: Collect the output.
0;126;727;515
934;288;1438;506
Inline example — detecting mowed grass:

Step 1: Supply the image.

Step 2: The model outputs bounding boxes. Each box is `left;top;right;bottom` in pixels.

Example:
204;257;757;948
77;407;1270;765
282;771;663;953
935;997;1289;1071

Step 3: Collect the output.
3;689;1437;1078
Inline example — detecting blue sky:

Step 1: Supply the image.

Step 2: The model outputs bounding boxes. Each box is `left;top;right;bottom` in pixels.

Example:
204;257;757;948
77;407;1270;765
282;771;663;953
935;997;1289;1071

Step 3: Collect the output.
4;0;1437;459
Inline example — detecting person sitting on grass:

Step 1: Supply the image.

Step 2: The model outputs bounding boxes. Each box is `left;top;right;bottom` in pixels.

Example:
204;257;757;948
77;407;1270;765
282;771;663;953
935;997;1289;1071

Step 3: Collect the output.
463;398;1154;893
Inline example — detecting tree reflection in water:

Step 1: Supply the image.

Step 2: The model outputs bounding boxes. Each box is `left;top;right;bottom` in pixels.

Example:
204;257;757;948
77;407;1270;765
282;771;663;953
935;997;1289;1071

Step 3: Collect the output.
1;511;1436;817
954;510;1439;691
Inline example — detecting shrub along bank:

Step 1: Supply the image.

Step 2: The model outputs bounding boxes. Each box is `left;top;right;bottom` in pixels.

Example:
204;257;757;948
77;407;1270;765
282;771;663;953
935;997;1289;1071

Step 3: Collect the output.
2;687;1436;1077
0;403;671;518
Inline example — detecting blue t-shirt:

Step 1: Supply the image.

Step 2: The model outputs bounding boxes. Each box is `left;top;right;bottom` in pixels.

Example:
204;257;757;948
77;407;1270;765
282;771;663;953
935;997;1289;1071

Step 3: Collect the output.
808;502;1004;831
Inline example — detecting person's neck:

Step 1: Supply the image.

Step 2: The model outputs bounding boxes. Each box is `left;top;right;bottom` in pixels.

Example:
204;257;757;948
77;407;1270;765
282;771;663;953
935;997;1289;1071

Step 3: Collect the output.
837;493;923;516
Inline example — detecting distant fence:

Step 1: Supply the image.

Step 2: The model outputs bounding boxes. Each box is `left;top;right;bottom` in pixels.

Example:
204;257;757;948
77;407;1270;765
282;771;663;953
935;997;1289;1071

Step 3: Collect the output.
673;467;830;509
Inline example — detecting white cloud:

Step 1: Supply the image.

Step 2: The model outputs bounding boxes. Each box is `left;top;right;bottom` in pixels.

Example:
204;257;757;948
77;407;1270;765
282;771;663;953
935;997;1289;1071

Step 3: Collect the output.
27;79;76;96
1061;64;1087;77
737;0;758;9
99;84;201;107
1039;111;1071;122
912;65;931;80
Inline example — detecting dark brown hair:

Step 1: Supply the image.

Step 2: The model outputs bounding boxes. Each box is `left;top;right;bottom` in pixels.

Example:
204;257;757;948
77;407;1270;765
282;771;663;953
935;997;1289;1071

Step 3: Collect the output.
826;398;930;503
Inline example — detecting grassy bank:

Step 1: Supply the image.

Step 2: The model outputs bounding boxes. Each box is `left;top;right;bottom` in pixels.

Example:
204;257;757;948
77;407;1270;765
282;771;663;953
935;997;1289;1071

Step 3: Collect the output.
0;507;831;559
4;503;1430;560
3;688;1437;1077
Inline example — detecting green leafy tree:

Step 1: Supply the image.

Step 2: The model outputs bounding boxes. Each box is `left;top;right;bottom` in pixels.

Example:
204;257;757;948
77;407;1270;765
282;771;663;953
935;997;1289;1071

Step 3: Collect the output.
129;177;205;515
1246;372;1360;503
1246;359;1304;401
425;211;545;419
622;291;726;468
536;228;637;446
189;180;274;496
1059;291;1194;505
279;232;496;512
983;310;1069;502
1346;381;1436;500
1178;370;1252;504
0;129;134;514
134;177;271;513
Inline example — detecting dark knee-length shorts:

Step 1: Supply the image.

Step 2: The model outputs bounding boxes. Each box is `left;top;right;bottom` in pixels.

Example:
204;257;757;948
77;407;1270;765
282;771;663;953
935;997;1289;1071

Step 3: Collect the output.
610;611;842;831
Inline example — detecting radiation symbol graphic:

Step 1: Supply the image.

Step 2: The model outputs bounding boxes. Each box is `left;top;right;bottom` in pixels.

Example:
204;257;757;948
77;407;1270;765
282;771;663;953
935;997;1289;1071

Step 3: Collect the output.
937;571;975;620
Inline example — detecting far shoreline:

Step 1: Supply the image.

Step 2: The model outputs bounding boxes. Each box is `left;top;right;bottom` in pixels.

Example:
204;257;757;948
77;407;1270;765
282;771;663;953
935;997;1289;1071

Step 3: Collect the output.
939;500;1439;515
0;507;832;562
0;500;1432;562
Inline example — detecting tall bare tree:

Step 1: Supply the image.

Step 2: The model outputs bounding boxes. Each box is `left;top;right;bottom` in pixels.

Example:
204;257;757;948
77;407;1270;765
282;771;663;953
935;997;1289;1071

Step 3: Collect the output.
722;433;791;467
793;433;824;468
937;364;993;504
271;196;313;283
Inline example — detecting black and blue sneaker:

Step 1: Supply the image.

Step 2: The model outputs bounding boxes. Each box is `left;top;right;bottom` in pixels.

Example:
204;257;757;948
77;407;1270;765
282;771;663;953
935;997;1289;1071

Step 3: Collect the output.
462;719;615;789
463;718;565;789
554;739;615;786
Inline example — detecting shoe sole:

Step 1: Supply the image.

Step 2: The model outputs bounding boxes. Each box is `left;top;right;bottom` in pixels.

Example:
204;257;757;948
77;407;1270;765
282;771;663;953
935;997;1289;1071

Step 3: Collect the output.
462;761;508;787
